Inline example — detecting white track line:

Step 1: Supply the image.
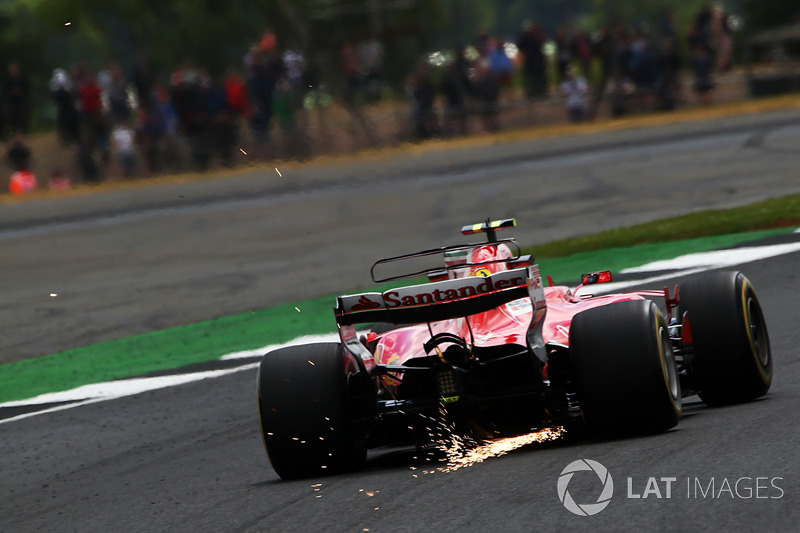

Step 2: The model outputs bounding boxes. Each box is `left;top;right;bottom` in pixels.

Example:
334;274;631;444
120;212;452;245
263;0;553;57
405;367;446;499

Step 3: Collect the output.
0;364;258;425
621;242;800;274
221;333;341;360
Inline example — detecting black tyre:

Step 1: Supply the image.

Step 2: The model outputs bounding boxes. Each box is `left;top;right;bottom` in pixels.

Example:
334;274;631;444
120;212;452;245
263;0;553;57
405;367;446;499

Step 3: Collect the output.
569;299;681;437
257;343;368;479
678;270;772;405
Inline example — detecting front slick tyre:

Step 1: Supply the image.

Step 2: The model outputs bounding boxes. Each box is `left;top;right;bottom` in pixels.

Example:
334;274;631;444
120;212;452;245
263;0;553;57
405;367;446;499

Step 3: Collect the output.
570;300;681;438
257;343;366;480
679;270;772;406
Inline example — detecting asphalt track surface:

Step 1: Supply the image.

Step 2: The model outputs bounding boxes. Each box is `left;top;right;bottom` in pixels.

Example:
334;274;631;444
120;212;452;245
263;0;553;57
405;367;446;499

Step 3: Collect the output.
3;110;800;531
3;259;799;532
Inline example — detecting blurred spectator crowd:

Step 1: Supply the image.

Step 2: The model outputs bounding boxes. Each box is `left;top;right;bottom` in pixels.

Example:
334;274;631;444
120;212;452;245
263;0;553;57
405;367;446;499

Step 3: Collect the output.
408;5;735;137
2;5;737;194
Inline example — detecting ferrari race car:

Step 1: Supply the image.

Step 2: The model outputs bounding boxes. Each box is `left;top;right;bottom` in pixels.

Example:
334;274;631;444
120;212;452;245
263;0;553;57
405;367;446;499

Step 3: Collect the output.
257;219;773;479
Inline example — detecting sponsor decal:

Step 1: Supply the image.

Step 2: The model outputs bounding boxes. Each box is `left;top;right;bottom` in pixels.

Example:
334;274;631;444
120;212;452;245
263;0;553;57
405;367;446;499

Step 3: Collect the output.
351;295;381;311
384;273;524;308
341;269;527;314
504;298;532;317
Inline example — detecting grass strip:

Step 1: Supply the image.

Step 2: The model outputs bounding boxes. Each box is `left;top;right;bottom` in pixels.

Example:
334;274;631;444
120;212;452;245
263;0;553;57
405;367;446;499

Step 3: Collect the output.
529;194;800;258
0;299;337;403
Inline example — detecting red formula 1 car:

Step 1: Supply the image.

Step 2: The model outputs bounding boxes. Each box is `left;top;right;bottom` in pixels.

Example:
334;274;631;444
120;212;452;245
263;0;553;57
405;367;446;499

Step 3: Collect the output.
257;219;773;479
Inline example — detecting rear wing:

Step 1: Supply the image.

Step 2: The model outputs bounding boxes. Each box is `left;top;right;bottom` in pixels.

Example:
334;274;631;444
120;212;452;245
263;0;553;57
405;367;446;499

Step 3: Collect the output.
336;266;549;369
336;267;534;326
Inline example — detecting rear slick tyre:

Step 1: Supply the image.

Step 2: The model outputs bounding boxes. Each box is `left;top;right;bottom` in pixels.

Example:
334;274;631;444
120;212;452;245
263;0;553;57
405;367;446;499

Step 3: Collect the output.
257;343;367;479
569;299;681;438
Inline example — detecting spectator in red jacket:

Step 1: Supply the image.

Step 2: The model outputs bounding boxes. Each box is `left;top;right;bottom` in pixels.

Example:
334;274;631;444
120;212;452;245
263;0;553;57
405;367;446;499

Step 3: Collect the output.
76;64;109;180
225;70;249;115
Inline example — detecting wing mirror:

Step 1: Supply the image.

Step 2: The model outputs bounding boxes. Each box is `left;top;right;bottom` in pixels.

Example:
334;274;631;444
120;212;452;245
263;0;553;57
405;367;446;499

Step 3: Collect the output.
581;270;613;285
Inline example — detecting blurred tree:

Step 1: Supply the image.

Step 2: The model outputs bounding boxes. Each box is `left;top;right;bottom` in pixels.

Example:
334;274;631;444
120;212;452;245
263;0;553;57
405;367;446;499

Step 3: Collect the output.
439;0;497;45
258;0;448;91
741;0;800;31
31;0;451;92
33;0;267;76
0;3;46;72
584;0;712;35
0;3;48;131
496;0;586;36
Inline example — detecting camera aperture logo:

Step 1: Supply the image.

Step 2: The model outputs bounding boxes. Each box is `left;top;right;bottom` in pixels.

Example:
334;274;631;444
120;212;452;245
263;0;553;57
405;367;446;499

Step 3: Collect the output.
557;459;614;516
558;459;785;516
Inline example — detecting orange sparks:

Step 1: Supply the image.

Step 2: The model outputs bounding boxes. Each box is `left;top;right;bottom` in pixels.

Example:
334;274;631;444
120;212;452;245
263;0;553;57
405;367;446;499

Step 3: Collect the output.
437;427;565;473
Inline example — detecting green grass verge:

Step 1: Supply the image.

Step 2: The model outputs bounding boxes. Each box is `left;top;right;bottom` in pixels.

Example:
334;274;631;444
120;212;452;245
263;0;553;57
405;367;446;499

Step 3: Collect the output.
0;299;337;403
529;194;800;258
